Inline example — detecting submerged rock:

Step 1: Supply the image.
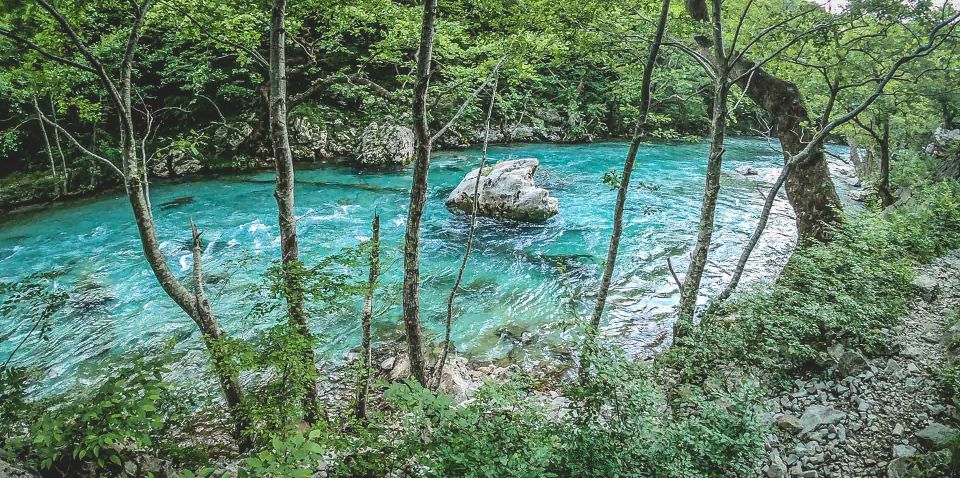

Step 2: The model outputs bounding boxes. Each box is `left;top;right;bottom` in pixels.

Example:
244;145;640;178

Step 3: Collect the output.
159;196;194;210
445;158;559;222
733;164;759;176
357;122;414;166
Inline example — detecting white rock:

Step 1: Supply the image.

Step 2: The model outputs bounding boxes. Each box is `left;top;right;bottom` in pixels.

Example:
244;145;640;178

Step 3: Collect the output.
445;158;559;222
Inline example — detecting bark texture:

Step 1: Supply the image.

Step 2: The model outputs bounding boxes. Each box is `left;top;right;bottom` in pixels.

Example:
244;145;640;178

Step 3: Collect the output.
676;0;728;333
401;0;439;386
723;54;843;242
269;0;319;421
356;213;380;420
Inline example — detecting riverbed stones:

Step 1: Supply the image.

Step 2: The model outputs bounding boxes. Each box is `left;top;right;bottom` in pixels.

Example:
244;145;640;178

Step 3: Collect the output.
445;158;559;222
734;164;759;176
357;122;414;166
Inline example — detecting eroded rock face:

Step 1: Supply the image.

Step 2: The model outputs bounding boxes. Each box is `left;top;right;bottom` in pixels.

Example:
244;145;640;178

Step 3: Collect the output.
150;153;202;178
290;116;327;159
357;122;414;166
445;158;559;223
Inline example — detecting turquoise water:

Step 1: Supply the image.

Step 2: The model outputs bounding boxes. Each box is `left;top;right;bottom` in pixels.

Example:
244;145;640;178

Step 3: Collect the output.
0;138;848;393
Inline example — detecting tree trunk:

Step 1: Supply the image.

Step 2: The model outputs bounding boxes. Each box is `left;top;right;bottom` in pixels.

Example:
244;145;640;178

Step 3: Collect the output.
49;98;68;194
269;0;319;421
848;136;863;177
591;0;671;330
724;55;843;242
29;0;252;448
401;0;438;386
878;119;894;207
712;164;789;309
33;97;59;197
676;0;728;335
676;79;729;333
356;213;380;420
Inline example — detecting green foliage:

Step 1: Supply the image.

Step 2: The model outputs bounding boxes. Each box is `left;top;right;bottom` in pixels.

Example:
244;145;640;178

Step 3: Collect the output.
666;181;960;381
569;345;765;478
8;359;175;476
215;356;764;478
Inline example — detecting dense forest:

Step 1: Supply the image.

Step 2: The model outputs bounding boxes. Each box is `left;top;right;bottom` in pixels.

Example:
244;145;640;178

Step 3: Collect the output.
2;0;960;476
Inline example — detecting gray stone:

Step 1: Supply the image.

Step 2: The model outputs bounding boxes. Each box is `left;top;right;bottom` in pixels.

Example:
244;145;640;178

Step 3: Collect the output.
768;450;788;478
290;116;327;158
886;457;918;478
0;460;35;478
837;350;869;377
734;164;758;176
912;273;940;302
389;354;410;381
777;414;803;434
379;355;396;370
891;444;916;458
915;422;958;450
800;405;846;435
445;158;559;222
357;122;414;166
436;356;479;403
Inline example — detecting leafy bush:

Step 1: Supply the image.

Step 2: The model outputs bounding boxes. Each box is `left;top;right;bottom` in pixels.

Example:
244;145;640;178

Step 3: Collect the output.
215;347;763;478
8;359;177;476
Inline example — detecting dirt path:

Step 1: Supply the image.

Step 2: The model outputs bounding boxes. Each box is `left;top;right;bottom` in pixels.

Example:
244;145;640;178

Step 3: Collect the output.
761;251;960;478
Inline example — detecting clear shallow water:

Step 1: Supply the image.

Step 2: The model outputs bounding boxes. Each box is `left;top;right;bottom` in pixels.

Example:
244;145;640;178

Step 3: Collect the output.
0;138;850;393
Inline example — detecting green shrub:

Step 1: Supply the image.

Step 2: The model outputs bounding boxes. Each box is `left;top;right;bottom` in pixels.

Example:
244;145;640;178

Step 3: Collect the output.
18;359;176;476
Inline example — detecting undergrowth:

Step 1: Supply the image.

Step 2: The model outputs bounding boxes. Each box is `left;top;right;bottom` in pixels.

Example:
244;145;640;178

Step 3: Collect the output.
663;180;960;383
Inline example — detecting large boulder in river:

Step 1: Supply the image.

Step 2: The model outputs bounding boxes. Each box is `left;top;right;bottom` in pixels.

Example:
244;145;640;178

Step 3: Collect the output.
357;122;414;166
445;158;559;222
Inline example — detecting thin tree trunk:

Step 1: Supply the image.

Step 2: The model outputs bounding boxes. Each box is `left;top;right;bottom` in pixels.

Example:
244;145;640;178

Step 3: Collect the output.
878;119;894;207
356;213;380;420
32;97;59;197
26;0;252;448
401;0;438;386
433;76;499;389
50;98;68;193
848;136;863;177
268;0;319;422
676;0;728;335
712;164;788;308
676;81;729;334
190;221;249;446
591;0;671;330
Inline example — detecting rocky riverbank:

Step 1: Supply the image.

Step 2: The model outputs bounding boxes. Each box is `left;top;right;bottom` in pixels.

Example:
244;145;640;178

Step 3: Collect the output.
760;251;960;478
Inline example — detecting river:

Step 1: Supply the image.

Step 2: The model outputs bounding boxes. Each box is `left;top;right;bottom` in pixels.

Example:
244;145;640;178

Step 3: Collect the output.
0;138;857;394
